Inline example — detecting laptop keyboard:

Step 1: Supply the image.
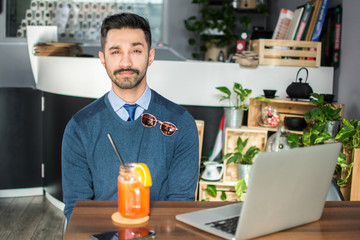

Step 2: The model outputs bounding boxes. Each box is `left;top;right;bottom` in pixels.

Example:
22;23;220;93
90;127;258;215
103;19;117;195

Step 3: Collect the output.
205;216;239;235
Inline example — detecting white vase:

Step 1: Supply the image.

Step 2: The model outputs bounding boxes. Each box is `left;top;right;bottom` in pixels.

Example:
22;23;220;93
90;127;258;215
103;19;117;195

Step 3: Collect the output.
224;107;244;128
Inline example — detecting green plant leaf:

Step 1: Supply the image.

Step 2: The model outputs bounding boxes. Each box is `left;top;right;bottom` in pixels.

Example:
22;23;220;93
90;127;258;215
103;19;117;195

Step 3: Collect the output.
220;191;227;201
216;87;231;98
302;131;312;146
222;152;233;162
188;38;196;46
227;155;241;164
336;125;356;140
314;132;331;144
192;53;199;59
287;133;301;148
205;185;217;197
235;179;247;200
337;152;348;168
253;96;271;103
237;137;247;153
343;119;351;126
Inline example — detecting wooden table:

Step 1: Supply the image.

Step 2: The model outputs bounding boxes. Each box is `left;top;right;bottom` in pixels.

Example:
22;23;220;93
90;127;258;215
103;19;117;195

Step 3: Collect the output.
63;201;360;240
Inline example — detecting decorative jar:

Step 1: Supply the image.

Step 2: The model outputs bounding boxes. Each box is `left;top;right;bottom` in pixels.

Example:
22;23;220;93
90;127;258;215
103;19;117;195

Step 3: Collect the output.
258;105;280;127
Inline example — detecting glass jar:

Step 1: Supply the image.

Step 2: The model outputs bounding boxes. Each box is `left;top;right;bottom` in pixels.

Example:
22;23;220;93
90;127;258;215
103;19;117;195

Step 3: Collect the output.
118;163;151;219
258;104;281;127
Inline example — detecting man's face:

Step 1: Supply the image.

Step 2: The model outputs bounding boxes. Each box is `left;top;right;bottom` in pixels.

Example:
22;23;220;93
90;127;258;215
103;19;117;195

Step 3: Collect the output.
99;28;154;90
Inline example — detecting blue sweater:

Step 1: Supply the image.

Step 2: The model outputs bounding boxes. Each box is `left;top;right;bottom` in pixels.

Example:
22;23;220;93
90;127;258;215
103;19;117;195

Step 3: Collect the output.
62;90;199;221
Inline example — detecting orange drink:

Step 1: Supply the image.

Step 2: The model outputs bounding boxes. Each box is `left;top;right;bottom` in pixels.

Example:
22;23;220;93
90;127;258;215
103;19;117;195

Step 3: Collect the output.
118;163;152;219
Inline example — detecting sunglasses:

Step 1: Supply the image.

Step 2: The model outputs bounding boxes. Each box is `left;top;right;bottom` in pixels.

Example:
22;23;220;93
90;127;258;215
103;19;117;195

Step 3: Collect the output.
141;113;178;136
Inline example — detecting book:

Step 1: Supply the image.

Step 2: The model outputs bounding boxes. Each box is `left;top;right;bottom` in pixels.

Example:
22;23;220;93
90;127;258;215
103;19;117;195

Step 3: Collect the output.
332;5;342;68
320;6;342;67
305;0;322;60
305;0;322;41
312;0;330;41
320;7;333;66
294;3;314;41
285;6;304;40
272;8;294;40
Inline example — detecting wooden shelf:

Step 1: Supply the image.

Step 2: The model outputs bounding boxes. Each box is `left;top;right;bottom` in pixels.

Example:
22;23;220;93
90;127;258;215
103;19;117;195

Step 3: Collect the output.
198;98;345;202
198;180;238;202
223;127;268;182
248;98;345;129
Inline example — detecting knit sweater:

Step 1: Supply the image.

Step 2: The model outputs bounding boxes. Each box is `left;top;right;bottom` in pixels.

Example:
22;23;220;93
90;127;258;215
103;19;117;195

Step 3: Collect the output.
62;90;199;221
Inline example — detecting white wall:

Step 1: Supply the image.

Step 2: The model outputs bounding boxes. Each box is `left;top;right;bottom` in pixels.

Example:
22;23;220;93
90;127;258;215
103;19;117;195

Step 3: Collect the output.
337;1;360;120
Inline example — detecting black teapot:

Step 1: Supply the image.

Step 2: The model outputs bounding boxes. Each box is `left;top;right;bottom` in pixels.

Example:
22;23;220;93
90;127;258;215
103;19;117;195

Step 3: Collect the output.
286;67;313;99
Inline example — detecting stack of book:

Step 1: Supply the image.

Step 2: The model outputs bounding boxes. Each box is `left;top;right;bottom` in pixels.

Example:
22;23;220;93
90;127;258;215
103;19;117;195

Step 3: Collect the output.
272;0;330;41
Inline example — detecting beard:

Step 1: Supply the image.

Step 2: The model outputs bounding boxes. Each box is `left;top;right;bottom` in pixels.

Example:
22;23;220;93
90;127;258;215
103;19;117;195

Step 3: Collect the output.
108;67;147;90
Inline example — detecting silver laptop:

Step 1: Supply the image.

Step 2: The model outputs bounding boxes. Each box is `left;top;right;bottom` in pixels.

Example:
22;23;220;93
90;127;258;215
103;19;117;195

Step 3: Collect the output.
176;143;341;240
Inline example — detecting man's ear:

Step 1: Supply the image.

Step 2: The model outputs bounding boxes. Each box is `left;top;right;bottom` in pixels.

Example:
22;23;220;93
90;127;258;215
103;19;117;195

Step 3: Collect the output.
99;51;105;67
148;48;155;66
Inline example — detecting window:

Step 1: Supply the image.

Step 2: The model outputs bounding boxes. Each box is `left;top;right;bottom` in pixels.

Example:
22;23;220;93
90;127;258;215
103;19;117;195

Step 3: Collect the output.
6;0;163;43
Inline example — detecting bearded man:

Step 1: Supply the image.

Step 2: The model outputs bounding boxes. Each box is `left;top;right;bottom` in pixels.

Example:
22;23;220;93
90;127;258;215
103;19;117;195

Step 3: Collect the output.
61;13;199;221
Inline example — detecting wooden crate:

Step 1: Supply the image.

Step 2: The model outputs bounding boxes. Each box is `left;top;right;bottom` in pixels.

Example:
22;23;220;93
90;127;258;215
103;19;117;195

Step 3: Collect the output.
351;149;360;201
249;39;321;67
198;180;238;201
223;127;268;183
248;98;345;132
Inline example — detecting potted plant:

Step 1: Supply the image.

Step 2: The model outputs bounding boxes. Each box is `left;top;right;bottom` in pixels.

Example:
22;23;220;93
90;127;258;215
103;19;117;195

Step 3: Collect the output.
222;136;261;200
184;0;237;60
304;93;343;138
216;82;269;128
288;93;343;147
334;119;360;200
287;103;357;200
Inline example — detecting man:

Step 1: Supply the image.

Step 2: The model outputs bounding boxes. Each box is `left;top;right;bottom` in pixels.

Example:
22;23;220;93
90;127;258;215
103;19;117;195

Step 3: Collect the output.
62;13;199;221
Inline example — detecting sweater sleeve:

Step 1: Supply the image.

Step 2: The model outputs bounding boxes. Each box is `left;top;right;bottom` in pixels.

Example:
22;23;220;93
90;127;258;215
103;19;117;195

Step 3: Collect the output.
166;111;199;201
62;118;94;221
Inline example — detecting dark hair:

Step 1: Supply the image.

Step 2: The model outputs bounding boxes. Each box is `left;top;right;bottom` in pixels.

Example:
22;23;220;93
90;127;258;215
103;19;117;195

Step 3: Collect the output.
100;13;152;51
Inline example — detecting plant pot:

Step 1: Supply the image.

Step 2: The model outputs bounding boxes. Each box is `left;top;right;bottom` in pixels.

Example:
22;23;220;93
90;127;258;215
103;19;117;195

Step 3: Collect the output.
237;163;252;185
325;120;341;138
224;107;244;128
205;41;229;61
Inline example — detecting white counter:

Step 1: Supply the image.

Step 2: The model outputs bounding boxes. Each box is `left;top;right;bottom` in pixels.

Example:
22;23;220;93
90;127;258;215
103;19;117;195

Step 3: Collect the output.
34;56;334;107
27;26;333;107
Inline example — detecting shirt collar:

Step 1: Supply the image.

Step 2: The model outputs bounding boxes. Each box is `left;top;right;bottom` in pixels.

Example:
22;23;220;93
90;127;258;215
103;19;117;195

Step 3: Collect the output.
108;85;151;112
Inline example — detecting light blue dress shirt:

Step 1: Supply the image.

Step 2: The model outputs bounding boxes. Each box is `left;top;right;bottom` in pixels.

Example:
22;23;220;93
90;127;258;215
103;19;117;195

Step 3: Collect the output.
107;85;151;121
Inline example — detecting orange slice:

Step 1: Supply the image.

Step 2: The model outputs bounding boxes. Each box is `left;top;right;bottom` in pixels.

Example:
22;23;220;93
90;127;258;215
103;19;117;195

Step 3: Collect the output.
134;163;152;187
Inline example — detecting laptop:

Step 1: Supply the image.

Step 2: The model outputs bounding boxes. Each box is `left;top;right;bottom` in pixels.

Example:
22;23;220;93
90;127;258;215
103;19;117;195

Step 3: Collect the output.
176;143;342;240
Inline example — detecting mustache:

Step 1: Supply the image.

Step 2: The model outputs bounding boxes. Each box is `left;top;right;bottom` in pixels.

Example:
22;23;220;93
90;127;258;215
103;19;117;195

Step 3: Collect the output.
113;68;139;75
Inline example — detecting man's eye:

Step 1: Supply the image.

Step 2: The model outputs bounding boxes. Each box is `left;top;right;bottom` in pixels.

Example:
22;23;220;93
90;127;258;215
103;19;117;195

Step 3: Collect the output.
133;49;142;54
111;50;119;54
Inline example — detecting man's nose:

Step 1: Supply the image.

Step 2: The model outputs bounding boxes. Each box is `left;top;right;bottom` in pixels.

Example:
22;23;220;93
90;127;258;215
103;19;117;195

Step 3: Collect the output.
119;53;132;68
